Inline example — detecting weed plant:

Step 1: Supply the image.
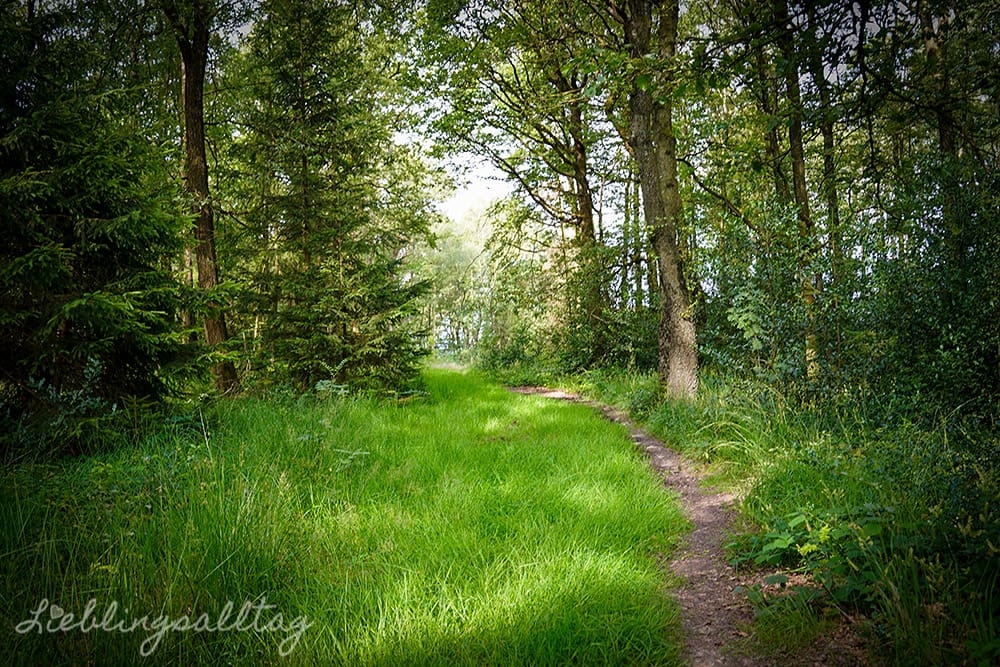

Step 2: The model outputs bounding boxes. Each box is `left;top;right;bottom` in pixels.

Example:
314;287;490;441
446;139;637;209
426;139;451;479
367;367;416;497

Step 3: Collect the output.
1;369;687;665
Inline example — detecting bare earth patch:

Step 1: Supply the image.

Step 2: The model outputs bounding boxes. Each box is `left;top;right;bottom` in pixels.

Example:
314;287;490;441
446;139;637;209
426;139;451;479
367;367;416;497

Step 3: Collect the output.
510;387;870;666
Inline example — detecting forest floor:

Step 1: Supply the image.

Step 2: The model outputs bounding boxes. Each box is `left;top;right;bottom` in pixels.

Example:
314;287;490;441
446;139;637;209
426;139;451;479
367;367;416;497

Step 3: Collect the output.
510;386;871;667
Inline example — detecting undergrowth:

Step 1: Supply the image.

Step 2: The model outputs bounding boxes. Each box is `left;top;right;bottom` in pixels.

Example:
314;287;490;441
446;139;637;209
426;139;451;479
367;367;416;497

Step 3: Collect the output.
571;366;1000;666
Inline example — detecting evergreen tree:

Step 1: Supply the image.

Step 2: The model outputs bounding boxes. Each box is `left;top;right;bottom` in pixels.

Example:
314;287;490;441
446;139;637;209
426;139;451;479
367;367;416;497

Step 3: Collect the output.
0;2;189;449
223;0;432;391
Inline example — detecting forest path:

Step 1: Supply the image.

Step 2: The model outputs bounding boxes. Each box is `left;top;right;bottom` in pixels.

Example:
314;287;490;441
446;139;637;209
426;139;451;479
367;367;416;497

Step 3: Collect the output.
509;386;867;667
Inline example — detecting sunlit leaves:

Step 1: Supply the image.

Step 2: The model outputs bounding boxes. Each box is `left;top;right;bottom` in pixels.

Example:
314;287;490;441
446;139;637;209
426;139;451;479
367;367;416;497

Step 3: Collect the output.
216;0;434;391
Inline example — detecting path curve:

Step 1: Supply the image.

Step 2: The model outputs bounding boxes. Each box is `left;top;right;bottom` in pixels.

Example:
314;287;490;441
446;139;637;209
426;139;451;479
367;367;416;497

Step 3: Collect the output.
510;387;868;667
510;387;754;665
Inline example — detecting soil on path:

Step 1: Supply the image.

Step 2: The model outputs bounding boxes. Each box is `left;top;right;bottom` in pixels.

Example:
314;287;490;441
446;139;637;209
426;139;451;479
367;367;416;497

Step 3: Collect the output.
510;386;868;667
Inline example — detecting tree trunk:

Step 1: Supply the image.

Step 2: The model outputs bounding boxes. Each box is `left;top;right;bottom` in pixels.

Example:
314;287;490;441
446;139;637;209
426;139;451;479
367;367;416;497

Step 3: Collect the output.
805;3;842;367
753;47;790;205
775;0;820;380
553;68;605;358
570;105;605;352
162;0;238;392
625;0;698;398
181;246;197;343
918;1;962;271
621;165;632;308
646;242;659;309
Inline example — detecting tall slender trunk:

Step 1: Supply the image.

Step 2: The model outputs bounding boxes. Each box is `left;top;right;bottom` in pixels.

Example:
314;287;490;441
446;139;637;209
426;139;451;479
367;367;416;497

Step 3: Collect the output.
569;104;604;347
646;241;659;309
753;47;790;205
162;0;238;392
805;3;842;367
775;0;820;379
553;69;605;358
625;0;698;397
918;1;961;271
632;172;648;308
181;246;197;342
621;164;632;308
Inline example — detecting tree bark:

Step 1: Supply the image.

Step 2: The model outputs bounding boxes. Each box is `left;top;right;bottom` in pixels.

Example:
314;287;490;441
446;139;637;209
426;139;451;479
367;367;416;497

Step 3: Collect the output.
753;47;790;206
625;0;698;398
621;162;632;307
548;65;605;358
805;3;842;366
162;0;238;392
918;1;962;271
568;92;605;348
775;0;820;379
632;171;647;308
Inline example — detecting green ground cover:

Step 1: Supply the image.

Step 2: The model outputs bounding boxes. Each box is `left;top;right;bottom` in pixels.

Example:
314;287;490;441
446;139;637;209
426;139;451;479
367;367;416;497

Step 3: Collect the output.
1;369;687;665
568;367;999;665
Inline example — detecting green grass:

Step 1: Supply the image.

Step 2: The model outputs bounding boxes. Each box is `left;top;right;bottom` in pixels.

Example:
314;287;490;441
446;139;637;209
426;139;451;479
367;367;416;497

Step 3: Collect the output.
570;366;1000;666
731;584;838;660
1;368;687;665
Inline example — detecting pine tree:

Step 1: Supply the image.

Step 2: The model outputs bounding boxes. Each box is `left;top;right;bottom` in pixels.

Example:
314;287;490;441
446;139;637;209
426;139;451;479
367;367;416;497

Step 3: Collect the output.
224;0;431;391
1;2;189;448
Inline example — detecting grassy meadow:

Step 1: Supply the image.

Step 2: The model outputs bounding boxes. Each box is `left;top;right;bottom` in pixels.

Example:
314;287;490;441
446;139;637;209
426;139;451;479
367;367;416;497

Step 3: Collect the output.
1;369;688;665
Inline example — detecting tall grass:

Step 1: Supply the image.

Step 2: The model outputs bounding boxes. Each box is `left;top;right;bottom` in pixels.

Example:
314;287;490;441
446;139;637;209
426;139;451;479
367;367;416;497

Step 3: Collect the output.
1;369;687;665
571;366;1000;665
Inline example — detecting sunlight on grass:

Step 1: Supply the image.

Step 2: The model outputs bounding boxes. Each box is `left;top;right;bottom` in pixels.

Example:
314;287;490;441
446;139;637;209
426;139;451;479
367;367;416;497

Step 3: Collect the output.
1;369;687;665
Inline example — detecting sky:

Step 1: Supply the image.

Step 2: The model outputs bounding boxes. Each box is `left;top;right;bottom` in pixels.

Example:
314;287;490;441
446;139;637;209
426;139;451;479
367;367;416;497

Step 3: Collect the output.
435;155;513;224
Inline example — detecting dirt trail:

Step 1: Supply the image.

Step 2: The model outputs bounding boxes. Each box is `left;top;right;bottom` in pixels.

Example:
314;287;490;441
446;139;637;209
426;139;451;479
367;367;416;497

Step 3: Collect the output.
510;387;867;667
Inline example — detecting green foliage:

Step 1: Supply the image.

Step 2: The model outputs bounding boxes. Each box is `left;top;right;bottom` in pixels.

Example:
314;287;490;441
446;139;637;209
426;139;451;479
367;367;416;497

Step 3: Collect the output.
218;0;434;393
0;3;190;452
728;505;895;607
598;306;659;371
468;198;566;383
477;325;561;388
733;581;835;660
411;212;490;358
862;156;1000;415
692;198;811;383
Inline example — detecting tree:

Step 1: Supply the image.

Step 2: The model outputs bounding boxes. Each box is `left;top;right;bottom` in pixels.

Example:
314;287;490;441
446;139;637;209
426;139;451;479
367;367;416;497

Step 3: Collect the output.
159;0;239;392
424;0;618;367
857;0;1000;408
619;0;699;397
221;0;434;391
770;0;821;379
1;1;189;448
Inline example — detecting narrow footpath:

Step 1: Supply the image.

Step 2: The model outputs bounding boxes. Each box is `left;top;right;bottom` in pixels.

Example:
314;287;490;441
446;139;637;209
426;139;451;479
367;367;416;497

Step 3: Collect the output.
510;387;868;667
